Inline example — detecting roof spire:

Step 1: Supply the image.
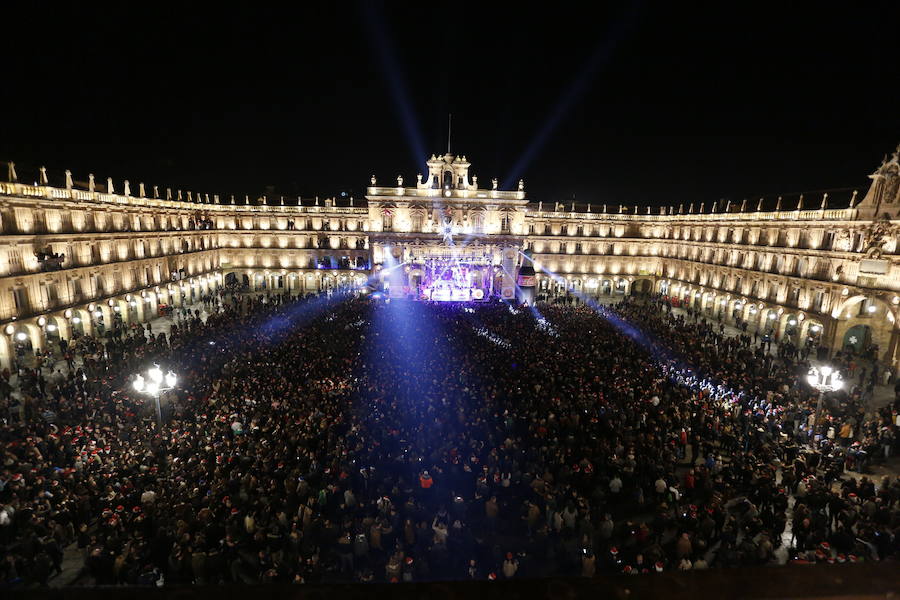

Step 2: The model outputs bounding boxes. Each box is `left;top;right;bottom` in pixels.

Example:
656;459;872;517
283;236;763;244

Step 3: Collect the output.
447;113;452;154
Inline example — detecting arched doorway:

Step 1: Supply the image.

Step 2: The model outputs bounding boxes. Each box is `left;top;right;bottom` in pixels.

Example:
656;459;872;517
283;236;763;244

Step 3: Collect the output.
632;278;652;295
0;335;11;371
45;318;63;355
843;324;871;354
11;327;35;368
782;313;800;345
601;279;612;295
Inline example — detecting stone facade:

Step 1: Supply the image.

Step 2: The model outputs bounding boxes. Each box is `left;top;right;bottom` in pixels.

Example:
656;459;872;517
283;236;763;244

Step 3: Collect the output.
1;146;899;368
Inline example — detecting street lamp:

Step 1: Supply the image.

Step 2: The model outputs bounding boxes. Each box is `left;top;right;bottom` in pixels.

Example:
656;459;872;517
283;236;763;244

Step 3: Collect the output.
132;364;178;426
807;365;843;432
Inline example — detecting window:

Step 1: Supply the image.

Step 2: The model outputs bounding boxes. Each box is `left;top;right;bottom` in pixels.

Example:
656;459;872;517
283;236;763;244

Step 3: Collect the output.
813;291;825;312
471;212;484;233
40;283;58;309
12;288;30;316
71;279;83;302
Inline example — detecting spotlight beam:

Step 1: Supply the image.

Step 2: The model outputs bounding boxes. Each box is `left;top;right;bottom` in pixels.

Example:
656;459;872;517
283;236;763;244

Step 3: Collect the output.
503;3;642;189
362;2;427;166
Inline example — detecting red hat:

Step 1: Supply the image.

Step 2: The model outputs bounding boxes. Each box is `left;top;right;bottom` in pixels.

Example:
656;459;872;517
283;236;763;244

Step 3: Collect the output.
231;508;239;515
610;547;619;555
132;506;142;514
405;557;414;565
116;505;124;513
488;572;497;581
837;554;846;563
623;565;633;574
655;562;664;572
506;552;513;560
848;555;859;563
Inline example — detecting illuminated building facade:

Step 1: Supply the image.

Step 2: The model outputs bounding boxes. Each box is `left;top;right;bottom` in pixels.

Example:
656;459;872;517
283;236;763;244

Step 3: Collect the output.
1;145;899;368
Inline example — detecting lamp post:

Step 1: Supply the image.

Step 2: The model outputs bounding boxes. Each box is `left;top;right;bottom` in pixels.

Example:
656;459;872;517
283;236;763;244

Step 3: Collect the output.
807;365;844;433
132;365;177;426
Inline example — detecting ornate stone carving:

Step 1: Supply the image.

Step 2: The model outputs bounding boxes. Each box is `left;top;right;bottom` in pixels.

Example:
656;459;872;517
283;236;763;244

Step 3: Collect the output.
862;215;895;258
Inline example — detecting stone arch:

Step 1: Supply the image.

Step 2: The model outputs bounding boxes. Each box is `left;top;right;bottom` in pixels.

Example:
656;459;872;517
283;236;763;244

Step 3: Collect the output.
17;323;41;355
632;278;653;294
45;316;67;351
116;298;132;325
830;294;896;321
800;318;825;347
780;312;801;344
72;309;91;337
0;334;11;371
761;307;779;333
728;298;745;323
170;284;184;307
831;294;897;362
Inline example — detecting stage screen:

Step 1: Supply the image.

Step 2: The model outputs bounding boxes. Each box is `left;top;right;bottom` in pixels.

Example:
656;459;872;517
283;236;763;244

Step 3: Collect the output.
420;258;488;302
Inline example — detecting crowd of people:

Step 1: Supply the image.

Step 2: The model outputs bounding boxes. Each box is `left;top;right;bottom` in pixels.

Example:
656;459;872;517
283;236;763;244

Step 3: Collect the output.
0;291;898;587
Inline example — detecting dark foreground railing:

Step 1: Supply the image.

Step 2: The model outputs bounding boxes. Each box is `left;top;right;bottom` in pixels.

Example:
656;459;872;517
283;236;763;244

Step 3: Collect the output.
6;564;899;600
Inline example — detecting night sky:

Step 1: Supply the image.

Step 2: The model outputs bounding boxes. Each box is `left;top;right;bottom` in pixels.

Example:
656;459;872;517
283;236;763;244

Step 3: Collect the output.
1;2;898;207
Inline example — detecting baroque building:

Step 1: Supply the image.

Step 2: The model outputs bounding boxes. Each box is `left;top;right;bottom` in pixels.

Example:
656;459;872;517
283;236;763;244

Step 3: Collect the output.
1;145;899;370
